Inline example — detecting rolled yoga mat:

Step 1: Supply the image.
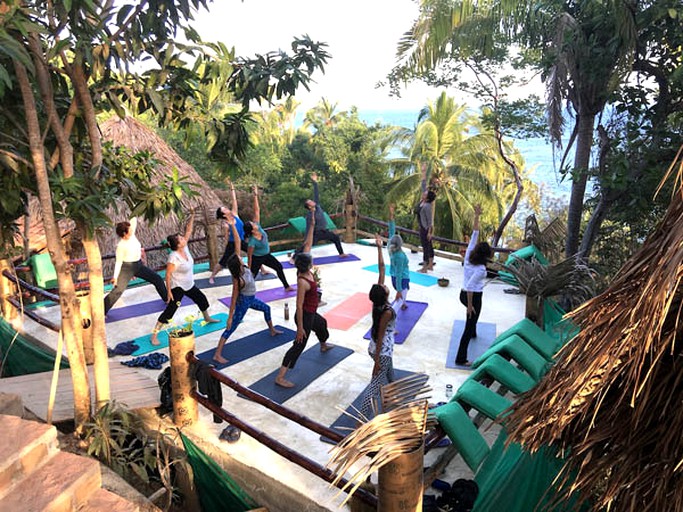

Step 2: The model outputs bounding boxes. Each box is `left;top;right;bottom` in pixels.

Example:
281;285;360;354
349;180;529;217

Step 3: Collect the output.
219;285;298;308
243;345;354;404
362;301;429;345
362;264;438;287
445;320;497;370
127;312;229;356
195;325;296;370
280;253;360;269
320;368;416;444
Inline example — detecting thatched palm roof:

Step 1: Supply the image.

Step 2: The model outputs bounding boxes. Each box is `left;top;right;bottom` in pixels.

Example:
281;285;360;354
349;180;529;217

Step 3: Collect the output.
504;150;683;511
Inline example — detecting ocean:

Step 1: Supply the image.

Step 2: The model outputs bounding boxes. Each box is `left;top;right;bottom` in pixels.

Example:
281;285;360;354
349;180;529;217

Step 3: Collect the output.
355;109;571;200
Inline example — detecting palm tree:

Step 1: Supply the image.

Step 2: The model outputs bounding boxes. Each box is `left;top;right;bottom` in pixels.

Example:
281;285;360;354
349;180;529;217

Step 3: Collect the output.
388;92;507;239
395;0;637;258
303;97;346;133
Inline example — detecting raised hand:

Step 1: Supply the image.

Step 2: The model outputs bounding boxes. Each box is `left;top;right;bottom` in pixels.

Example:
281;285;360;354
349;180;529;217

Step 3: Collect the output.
311;172;318;182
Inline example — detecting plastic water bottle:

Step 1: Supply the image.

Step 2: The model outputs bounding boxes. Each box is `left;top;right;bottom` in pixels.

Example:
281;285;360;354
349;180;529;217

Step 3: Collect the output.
284;303;290;320
445;384;453;399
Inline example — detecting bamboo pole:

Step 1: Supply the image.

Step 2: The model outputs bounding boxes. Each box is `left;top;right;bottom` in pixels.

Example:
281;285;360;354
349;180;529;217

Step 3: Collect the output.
46;330;64;425
0;259;18;322
169;331;198;428
378;441;424;512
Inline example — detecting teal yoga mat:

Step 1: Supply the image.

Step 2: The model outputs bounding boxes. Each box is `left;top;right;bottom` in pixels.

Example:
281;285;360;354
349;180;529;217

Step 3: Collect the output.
244;345;354;404
446;320;497;370
128;312;229;356
195;325;295;370
362;264;438;287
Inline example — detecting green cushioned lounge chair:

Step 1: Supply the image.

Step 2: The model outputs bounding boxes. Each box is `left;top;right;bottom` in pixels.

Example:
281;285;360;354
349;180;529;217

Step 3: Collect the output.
453;379;514;421
505;244;549;266
543;299;580;345
470;354;537;395
472;334;551;382
29;253;58;289
288;213;337;234
434;401;492;473
494;318;560;361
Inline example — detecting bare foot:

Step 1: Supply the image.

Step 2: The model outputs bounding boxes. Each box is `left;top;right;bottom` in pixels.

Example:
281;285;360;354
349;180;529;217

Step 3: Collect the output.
270;328;284;336
151;334;160;346
339;253;349;258
213;355;229;364
417;267;429;274
320;342;335;353
209;277;215;285
400;303;408;310
285;286;294;293
205;316;221;324
275;378;295;388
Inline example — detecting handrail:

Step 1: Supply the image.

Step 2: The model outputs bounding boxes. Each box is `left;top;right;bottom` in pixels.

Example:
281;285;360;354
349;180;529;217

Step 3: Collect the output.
7;297;60;332
189;391;377;507
187;353;344;443
2;270;60;302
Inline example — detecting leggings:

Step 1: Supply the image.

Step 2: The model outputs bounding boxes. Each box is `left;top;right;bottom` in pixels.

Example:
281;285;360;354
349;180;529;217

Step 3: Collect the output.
157;285;209;325
419;226;434;262
104;260;167;313
281;310;329;369
313;229;344;255
360;354;394;418
219;294;271;340
455;290;483;364
250;253;289;288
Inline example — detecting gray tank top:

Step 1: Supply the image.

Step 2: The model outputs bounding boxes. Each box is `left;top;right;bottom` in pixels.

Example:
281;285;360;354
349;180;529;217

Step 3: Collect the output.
241;268;256;296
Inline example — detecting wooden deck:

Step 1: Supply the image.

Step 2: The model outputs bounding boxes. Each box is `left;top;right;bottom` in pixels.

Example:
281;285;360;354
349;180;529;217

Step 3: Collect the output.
1;362;160;423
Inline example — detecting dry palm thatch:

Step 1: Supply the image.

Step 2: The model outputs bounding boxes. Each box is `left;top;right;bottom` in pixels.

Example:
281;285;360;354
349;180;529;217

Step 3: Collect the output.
524;214;567;263
504;149;683;512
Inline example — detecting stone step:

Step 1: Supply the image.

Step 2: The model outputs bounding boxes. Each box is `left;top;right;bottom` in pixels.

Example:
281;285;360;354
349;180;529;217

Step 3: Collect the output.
0;450;101;512
78;488;140;512
0;413;59;498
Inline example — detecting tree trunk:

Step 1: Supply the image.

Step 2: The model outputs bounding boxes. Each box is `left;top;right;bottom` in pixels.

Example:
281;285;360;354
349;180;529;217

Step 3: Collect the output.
492;130;523;247
81;231;110;409
565;113;596;257
14;61;91;431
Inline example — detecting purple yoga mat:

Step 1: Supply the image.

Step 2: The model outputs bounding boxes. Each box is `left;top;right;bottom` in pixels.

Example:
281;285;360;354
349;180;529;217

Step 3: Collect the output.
280;253;360;269
219;285;298;308
363;301;429;345
105;296;195;323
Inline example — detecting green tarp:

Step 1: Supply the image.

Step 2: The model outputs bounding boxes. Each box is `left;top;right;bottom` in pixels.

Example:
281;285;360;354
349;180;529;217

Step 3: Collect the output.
0;317;68;377
180;432;258;512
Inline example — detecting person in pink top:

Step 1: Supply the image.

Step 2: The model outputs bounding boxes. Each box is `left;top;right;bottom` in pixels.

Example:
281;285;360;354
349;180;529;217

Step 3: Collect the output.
455;204;492;366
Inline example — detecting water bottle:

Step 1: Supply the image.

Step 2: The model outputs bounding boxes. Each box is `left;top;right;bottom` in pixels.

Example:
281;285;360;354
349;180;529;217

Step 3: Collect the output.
284;303;290;320
445;384;453;399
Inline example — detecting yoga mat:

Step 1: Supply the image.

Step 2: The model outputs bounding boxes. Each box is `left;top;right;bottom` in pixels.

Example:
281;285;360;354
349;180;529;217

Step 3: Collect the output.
219;285;298;308
129;312;229;356
280;253;360;269
362;264;439;287
194;271;276;289
325;292;372;331
195;325;296;369
106;296;195;323
362;301;429;345
244;345;354;404
321;369;415;444
445;320;497;370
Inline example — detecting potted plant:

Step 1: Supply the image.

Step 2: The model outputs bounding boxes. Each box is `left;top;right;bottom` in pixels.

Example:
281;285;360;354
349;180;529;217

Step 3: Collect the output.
437;277;450;287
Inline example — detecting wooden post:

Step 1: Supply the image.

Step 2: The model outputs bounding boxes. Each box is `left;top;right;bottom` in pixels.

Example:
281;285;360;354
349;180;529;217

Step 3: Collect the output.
77;291;94;365
525;295;544;328
204;208;219;273
377;441;424;511
169;331;198;428
344;204;356;243
0;259;18;322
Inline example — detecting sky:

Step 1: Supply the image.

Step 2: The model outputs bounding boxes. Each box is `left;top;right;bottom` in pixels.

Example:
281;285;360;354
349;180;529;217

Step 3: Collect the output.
192;0;449;112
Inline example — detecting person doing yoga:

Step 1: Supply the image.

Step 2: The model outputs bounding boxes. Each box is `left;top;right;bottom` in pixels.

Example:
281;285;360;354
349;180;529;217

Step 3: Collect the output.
150;209;219;346
275;213;334;388
212;212;283;364
303;172;347;256
360;233;397;418
104;217;167;314
209;180;245;284
243;185;293;292
454;204;493;366
387;204;410;310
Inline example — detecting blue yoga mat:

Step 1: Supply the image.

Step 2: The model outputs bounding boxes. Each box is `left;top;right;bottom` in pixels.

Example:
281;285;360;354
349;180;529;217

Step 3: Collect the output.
362;264;438;287
194;272;276;290
321;369;416;444
281;253;360;269
219;285;298;308
362;301;428;345
446;320;497;370
128;312;229;356
195;325;295;370
244;345;354;404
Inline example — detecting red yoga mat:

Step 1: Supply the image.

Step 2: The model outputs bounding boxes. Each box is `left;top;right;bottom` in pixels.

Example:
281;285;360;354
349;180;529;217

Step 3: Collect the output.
325;292;372;330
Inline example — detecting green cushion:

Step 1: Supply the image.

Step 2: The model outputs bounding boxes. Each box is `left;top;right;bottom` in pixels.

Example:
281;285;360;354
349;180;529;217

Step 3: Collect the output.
29;253;58;289
470;354;537;395
494;318;559;361
434;402;490;472
543;299;580;345
473;335;550;382
505;244;549;266
454;380;514;421
288;212;337;234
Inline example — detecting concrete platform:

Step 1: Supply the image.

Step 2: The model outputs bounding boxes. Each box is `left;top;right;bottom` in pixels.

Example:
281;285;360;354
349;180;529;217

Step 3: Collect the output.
10;241;526;510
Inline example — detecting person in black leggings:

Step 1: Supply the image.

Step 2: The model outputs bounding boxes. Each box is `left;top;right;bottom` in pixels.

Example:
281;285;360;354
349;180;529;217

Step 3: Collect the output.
243;185;292;291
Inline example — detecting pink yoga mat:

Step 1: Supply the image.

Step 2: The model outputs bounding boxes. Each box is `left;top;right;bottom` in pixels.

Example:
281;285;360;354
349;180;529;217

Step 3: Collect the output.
325;292;372;330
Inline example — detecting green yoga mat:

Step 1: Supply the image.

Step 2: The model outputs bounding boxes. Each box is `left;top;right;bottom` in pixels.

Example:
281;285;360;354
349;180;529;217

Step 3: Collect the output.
128;312;228;356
